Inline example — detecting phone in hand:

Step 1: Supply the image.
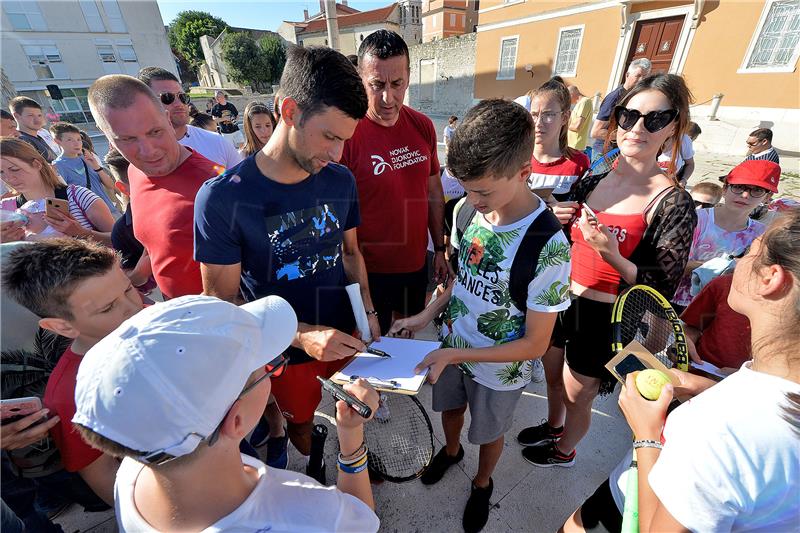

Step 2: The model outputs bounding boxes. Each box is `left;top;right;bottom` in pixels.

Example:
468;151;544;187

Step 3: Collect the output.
45;197;69;218
1;397;42;425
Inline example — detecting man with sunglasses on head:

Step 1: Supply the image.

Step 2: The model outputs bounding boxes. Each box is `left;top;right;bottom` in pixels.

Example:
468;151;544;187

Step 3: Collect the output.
590;58;651;161
88;74;222;299
71;295;380;532
138;67;242;170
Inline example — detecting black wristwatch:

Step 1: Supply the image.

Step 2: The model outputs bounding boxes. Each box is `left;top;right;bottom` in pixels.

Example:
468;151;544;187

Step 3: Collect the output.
434;244;447;252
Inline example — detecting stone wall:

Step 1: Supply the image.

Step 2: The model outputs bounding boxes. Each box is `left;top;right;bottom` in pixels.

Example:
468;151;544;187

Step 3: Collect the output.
407;32;476;119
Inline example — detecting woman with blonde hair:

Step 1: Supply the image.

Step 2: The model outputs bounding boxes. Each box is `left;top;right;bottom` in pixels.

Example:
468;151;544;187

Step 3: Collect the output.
239;101;277;157
0;137;114;245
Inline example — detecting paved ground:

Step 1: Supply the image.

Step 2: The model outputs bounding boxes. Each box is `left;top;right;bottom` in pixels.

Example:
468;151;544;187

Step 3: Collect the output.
54;132;797;532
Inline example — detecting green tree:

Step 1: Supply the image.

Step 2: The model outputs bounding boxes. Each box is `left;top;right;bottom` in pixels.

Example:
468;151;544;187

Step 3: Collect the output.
168;11;227;70
221;32;271;91
259;35;287;84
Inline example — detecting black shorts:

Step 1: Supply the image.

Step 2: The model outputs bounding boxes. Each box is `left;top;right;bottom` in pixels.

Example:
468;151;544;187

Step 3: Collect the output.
579;479;622;533
368;262;428;334
552;296;615;383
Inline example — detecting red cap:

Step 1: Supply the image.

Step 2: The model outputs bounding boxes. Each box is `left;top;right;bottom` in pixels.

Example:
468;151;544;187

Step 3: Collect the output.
723;160;781;193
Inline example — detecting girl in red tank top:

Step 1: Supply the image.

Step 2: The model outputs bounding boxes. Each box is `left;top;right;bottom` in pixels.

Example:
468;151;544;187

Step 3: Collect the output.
518;74;697;470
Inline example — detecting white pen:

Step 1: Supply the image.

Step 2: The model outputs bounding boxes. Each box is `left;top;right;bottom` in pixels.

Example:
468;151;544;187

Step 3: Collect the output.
349;376;400;389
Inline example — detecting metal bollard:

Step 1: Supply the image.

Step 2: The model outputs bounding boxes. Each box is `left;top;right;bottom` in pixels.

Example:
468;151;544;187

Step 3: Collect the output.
709;93;724;121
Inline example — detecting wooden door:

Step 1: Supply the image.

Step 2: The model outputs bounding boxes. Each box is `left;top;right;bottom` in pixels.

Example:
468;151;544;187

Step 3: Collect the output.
625;15;685;76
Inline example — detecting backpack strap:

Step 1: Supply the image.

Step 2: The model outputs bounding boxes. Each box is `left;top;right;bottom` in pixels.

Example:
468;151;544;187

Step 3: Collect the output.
509;207;564;313
452;200;477;273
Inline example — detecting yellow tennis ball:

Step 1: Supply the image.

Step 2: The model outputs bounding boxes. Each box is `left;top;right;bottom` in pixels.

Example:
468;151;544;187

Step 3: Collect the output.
635;369;671;401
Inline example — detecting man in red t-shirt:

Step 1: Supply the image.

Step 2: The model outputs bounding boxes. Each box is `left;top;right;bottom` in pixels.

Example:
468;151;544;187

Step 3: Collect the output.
681;274;752;373
340;30;448;333
88;74;221;299
3;239;144;505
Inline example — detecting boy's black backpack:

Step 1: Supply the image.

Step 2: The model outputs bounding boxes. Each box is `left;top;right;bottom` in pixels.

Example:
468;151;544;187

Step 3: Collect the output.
452;200;564;313
2;328;71;477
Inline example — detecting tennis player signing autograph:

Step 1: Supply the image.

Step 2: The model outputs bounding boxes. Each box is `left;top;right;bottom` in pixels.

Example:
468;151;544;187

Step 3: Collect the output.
562;212;800;533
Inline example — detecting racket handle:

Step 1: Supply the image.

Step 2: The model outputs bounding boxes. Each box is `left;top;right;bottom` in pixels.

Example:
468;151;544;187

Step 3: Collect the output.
317;376;373;419
308;424;328;474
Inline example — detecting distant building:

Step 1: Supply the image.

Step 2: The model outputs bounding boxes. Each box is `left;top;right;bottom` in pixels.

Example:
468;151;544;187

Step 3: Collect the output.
1;0;176;124
422;0;478;43
197;26;285;90
279;1;422;55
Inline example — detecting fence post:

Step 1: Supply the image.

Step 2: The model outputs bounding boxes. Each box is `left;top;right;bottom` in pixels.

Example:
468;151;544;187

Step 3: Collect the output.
709;93;724;121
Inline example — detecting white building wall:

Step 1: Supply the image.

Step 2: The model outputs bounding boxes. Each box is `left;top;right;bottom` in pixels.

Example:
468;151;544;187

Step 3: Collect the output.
1;0;175;122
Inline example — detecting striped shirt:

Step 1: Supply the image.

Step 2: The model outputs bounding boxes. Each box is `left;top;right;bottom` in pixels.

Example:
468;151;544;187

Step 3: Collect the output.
745;147;780;165
64;185;100;230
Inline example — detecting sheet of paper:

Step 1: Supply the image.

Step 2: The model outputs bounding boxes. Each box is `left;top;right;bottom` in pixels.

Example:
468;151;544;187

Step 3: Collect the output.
332;337;441;394
691;360;728;379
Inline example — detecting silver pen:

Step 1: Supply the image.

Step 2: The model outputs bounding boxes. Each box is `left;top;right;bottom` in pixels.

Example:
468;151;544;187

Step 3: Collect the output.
349;375;400;389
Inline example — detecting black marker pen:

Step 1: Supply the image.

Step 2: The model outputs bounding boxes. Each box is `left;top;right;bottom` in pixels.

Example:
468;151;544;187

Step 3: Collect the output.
316;376;372;419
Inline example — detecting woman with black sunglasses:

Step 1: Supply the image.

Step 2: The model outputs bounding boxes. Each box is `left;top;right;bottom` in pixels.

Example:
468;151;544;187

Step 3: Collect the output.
519;74;697;469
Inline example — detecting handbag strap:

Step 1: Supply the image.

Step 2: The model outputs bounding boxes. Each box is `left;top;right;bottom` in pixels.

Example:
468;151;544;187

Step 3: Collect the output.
80;158;92;191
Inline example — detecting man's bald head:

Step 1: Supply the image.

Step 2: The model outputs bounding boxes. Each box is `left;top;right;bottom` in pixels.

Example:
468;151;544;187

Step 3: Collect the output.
88;75;161;133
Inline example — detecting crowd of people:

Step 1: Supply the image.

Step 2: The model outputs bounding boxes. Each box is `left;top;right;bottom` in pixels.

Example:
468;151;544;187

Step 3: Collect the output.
0;28;797;533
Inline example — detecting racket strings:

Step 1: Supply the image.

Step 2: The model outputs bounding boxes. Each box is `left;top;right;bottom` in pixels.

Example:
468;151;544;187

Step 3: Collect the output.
362;394;433;481
619;293;678;369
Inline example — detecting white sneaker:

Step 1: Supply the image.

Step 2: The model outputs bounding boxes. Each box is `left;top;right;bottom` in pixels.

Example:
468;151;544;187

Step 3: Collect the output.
531;359;545;383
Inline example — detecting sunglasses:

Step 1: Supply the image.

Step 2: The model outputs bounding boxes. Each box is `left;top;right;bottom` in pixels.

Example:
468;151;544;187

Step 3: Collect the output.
614;106;678;133
727;183;769;198
694;200;716;209
159;92;190;105
239;354;289;396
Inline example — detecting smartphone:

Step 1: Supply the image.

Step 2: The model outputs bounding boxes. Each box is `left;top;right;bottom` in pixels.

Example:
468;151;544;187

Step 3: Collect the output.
45;197;69;218
613;353;648;378
1;397;42;425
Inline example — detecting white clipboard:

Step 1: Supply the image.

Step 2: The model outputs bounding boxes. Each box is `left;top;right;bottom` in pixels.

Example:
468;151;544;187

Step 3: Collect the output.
331;337;441;395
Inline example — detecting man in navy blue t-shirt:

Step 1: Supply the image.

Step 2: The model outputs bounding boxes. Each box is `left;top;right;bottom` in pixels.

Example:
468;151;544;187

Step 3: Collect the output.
590;58;651;159
194;46;380;468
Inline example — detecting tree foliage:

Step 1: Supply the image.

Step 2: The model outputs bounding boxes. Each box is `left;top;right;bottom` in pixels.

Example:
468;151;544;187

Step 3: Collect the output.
259;35;287;83
221;32;271;91
168;11;227;70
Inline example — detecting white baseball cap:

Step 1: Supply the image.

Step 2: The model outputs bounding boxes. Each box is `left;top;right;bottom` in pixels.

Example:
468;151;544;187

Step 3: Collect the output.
73;295;297;463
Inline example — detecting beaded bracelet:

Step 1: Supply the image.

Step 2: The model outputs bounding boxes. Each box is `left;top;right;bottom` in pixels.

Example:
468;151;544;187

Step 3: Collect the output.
633;439;663;450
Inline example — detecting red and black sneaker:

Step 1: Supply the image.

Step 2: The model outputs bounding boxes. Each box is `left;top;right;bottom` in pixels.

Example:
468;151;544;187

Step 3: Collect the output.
516;419;564;447
522;441;576;468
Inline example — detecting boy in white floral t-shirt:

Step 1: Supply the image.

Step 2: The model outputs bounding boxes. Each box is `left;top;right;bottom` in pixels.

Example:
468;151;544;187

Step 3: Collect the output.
389;99;571;533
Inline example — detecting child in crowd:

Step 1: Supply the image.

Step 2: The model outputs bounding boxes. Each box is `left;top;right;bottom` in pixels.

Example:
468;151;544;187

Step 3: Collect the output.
527;78;590;202
239;101;277;157
190;113;217;132
50;122;120;217
72;295;381;532
443;115;457;155
672;159;776;311
389;99;571;533
689;181;723;209
658;121;700;184
2;238;144;506
681;273;751;374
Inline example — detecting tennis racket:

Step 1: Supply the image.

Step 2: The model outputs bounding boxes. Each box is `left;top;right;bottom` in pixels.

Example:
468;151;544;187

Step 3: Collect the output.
361;393;434;483
611;285;688;533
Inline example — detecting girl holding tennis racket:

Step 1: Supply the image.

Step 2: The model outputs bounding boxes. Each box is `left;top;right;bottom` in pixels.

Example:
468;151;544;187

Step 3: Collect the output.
562;211;800;532
520;74;697;468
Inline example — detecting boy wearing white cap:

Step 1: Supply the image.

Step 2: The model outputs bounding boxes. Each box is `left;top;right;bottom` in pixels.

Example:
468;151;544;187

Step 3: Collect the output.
72;295;380;532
